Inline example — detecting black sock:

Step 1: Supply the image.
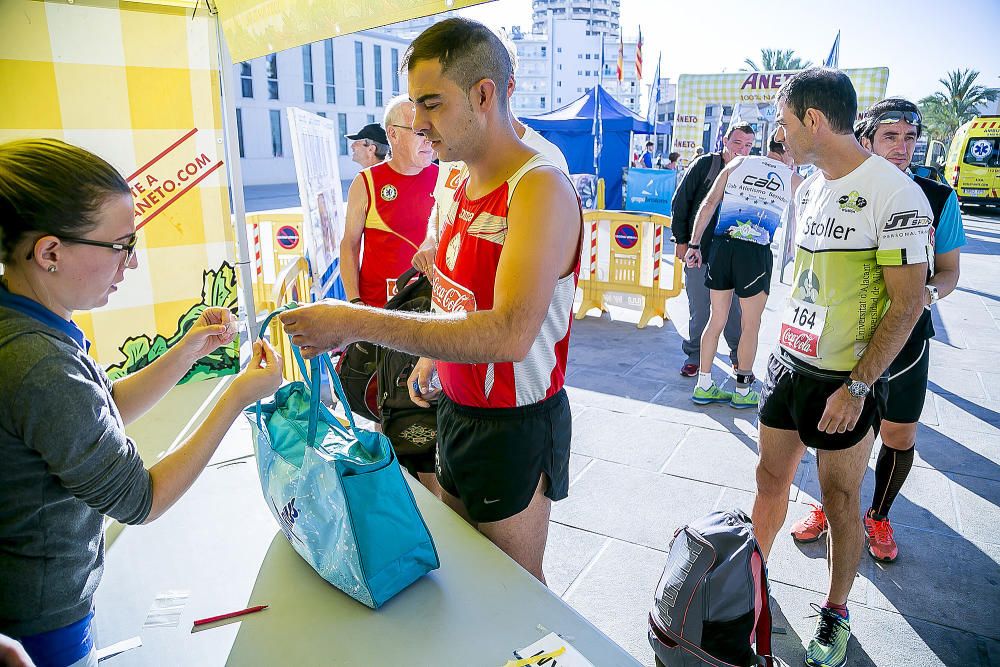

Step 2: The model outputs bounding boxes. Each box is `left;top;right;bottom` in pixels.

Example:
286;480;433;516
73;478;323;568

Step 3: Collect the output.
870;445;914;518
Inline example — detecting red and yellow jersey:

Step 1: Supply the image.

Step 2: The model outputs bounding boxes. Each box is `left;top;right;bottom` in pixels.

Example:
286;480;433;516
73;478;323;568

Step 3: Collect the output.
358;162;438;307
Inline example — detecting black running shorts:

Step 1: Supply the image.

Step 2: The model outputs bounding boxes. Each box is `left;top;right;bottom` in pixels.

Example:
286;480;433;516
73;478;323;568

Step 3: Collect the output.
705;236;773;298
759;352;887;450
884;338;930;424
436;389;571;523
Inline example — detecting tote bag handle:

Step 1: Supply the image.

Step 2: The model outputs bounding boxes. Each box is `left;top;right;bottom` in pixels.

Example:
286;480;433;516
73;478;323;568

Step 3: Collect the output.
255;303;369;450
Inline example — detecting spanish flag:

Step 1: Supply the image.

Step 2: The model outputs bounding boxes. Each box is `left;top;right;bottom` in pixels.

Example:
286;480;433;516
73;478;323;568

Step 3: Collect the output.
616;33;624;84
636;27;643;81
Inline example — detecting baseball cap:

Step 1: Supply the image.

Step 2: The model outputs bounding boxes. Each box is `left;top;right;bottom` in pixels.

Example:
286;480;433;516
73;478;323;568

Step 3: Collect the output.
346;123;388;144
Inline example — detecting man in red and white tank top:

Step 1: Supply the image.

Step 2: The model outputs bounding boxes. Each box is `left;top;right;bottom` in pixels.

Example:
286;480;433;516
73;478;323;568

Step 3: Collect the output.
281;18;583;583
340;96;437;308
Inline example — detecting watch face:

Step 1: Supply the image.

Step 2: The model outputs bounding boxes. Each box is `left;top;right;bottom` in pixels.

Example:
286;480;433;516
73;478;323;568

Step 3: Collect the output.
849;381;869;397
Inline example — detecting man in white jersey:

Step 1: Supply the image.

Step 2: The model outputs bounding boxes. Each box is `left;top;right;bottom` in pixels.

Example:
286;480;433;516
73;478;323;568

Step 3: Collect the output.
751;69;931;667
684;148;794;409
280;18;581;584
410;38;569;276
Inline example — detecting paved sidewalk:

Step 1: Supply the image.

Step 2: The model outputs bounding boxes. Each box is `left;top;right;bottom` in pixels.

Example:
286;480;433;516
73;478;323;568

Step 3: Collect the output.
545;210;1000;667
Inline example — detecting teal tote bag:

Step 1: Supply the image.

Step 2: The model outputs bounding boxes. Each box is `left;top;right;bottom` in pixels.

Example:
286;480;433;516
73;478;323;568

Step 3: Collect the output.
247;304;439;608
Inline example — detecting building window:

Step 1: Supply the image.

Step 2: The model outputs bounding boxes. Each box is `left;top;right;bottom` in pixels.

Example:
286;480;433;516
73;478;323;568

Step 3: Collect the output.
540;96;546;108
557;81;562;87
240;63;253;98
586;54;591;59
338;113;348;155
269;109;282;156
557;47;562;53
541;46;546;57
355;41;365;106
317;111;327;118
367;113;375;123
302;45;314;103
324;39;336;103
266;54;278;99
391;48;400;95
374;45;383;107
557;97;561;104
236;108;245;158
723;105;734;116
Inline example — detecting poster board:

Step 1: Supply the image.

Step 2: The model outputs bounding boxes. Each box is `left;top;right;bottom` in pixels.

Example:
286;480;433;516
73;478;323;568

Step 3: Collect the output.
286;107;346;300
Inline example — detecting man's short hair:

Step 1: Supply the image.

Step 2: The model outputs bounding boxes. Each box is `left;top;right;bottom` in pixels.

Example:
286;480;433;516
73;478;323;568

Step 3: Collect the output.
668;152;680;162
384;95;413;131
403;18;513;111
855;97;922;142
646;141;654;148
776;68;857;135
725;121;755;139
768;130;785;154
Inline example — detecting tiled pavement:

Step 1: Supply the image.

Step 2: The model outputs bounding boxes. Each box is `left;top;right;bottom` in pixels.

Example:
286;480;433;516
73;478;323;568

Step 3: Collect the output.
544;210;1000;666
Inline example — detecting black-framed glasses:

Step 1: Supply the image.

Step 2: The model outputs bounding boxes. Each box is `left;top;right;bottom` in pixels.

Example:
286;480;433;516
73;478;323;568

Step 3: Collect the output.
60;233;138;264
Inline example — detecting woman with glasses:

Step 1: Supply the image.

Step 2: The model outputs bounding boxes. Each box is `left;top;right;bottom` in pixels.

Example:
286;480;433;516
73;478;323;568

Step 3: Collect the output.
0;138;283;667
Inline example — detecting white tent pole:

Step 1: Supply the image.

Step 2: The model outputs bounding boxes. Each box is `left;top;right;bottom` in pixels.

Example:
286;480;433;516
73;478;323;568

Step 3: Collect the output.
214;18;260;341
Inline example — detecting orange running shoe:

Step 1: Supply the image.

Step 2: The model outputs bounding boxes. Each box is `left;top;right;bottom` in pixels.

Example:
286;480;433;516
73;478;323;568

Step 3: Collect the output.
864;510;898;562
790;504;828;543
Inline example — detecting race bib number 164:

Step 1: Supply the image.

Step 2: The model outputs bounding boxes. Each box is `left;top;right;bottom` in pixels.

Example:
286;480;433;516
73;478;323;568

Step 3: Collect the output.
779;298;828;358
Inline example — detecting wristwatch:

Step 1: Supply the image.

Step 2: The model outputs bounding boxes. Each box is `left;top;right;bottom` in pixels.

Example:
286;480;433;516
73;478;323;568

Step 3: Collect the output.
925;284;939;305
844;378;871;398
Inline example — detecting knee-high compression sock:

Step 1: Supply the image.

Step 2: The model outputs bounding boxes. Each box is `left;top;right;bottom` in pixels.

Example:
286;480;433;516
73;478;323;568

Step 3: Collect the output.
870;444;915;519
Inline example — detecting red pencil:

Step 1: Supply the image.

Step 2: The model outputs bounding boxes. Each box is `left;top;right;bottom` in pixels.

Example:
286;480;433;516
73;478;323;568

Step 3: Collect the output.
193;604;268;627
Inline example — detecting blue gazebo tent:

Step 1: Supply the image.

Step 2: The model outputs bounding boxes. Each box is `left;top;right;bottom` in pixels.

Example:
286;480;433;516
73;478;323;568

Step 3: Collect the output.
522;85;655;209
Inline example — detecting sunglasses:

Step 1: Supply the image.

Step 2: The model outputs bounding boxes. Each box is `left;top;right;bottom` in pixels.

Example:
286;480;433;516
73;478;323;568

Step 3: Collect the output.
59;233;138;264
872;110;921;128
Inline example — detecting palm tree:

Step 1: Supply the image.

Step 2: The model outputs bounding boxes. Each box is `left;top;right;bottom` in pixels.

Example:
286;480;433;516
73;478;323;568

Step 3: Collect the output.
919;69;1000;142
743;49;812;72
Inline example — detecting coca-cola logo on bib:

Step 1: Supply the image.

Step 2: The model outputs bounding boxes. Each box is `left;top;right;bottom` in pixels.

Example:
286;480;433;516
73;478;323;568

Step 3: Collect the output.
780;325;819;357
432;272;476;313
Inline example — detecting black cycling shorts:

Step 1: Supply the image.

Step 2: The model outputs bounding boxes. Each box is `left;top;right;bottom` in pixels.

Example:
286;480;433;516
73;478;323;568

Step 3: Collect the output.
884;338;930;424
436;389;571;523
705;236;773;298
759;352;887;451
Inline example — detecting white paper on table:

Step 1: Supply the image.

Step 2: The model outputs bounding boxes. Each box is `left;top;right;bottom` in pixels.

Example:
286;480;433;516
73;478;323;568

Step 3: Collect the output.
96;636;142;661
508;632;594;667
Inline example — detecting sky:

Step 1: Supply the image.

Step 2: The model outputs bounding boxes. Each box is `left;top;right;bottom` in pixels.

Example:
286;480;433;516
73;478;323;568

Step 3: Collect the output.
459;0;1000;105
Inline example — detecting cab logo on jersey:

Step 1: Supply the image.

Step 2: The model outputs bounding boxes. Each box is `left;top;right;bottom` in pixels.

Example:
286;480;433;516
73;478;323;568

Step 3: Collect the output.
838;191;868;213
380;184;398;201
742;171;785;192
432;271;476;313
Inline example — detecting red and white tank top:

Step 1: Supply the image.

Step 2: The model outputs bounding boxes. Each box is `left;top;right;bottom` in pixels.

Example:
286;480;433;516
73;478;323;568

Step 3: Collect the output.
359;161;438;307
432;154;581;408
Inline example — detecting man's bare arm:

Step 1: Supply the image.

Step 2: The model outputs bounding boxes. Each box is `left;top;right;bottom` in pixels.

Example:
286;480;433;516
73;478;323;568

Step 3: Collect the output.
851;263;927;385
689;161;735;246
929;248;960;301
338;175;369;301
282;167;581;363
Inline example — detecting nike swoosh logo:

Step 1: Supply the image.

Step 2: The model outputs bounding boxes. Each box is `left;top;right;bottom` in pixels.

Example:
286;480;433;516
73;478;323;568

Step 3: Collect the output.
483;498;501;504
